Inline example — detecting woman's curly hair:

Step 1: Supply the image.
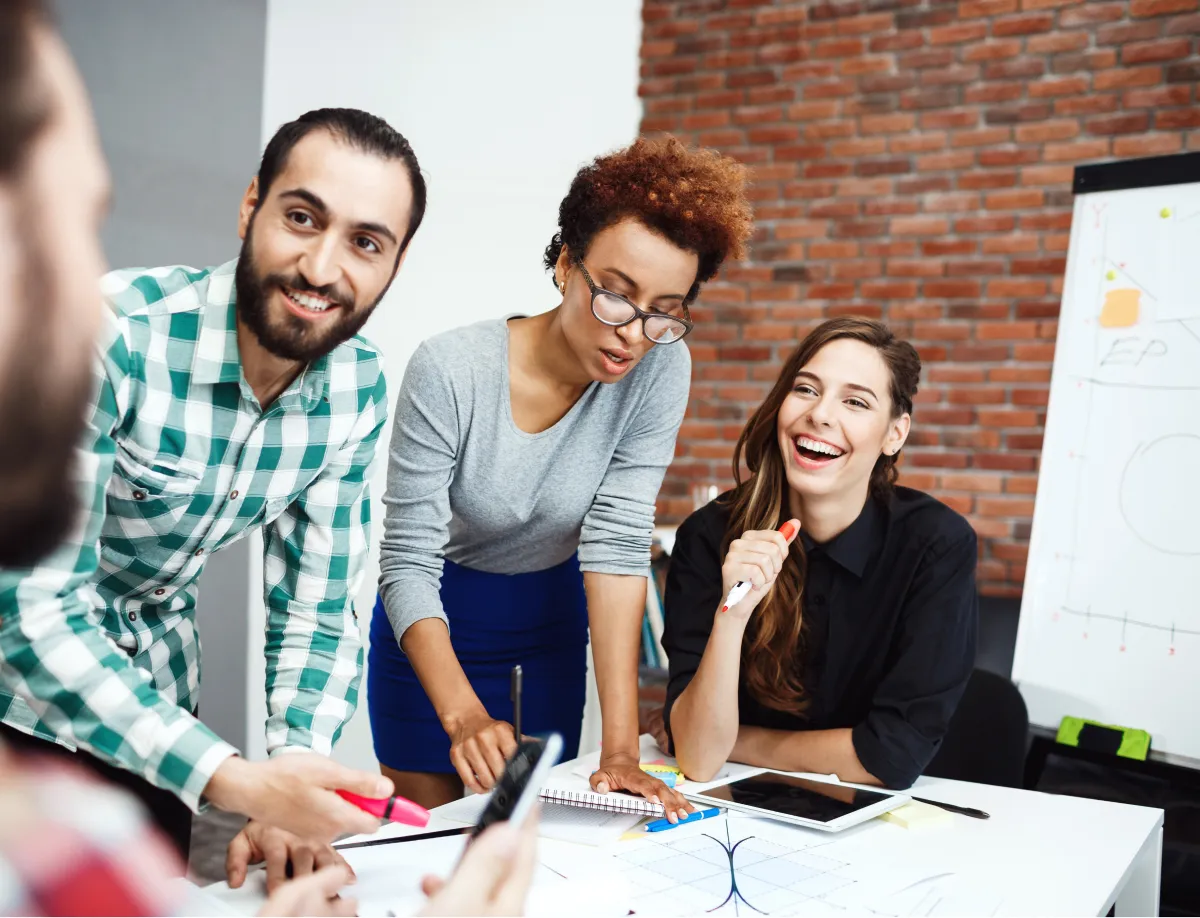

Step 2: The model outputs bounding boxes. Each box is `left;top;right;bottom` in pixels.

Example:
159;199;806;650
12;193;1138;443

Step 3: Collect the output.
543;135;753;305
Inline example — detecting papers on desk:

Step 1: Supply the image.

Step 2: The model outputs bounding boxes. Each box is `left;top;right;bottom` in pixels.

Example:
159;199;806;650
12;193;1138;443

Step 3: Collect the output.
339;832;630;917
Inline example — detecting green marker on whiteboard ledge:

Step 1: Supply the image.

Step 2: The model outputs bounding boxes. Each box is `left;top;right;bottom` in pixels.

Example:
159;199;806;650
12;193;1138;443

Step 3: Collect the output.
1057;716;1150;761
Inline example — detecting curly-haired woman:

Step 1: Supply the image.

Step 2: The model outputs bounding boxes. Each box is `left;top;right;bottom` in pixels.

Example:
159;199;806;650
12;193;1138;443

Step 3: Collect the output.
663;318;978;790
367;136;753;816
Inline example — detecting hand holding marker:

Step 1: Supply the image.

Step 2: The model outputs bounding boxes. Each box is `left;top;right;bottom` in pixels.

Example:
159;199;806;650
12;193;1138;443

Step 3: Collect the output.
719;519;800;613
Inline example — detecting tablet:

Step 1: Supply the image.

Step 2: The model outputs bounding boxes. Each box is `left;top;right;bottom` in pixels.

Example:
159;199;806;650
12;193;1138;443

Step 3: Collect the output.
685;770;908;832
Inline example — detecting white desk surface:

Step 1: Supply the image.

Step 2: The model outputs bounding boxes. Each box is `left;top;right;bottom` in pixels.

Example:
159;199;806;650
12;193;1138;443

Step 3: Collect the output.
194;756;1163;917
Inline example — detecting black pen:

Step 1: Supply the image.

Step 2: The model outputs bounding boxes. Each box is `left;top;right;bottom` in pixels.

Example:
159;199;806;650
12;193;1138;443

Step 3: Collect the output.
511;664;522;742
911;795;990;820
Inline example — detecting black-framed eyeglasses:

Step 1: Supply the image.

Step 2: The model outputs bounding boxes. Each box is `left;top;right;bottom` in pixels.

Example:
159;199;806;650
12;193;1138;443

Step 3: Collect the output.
572;257;694;345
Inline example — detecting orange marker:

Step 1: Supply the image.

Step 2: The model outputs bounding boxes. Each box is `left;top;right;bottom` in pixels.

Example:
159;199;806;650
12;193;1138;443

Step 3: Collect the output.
719;520;799;612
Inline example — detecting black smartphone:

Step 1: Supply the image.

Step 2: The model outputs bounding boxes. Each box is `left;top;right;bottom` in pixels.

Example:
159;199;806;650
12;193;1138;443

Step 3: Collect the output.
471;732;563;837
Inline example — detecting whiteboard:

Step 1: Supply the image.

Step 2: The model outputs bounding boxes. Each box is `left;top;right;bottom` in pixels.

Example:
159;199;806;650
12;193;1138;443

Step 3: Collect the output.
1012;158;1200;764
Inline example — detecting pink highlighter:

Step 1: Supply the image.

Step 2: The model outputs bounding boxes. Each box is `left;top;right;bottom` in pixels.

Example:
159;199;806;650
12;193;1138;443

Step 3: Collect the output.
336;789;431;827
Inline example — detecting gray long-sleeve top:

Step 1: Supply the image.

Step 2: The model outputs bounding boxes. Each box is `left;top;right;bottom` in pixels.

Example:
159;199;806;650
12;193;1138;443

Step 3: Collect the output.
378;317;691;643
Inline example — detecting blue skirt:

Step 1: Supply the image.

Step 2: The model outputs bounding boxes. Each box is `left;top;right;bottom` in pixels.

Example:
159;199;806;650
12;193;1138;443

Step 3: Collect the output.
367;555;589;774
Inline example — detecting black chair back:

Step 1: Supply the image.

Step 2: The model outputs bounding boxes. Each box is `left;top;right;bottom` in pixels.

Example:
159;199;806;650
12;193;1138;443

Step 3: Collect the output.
925;668;1029;787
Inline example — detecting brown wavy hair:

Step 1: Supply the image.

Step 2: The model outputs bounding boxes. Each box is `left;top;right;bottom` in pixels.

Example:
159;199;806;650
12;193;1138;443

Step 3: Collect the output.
724;317;921;713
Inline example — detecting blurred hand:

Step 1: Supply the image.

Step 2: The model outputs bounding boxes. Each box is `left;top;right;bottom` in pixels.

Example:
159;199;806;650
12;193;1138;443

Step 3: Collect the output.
590;752;691;824
256;864;356;917
227;820;353;894
641;704;670;753
418;816;538;916
720;520;800;621
445;709;519;794
205;753;391;842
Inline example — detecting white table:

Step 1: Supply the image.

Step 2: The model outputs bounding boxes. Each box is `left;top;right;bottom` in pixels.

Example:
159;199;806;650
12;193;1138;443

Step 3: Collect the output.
195;757;1163;917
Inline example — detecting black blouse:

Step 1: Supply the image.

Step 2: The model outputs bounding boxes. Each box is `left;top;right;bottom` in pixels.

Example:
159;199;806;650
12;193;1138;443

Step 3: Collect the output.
662;487;978;789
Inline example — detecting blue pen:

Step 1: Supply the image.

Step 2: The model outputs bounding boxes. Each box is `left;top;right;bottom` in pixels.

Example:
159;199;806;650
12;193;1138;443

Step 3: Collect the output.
645;806;722;832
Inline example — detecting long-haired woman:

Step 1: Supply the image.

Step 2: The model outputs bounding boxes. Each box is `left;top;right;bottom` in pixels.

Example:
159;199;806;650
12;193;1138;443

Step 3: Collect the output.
663;317;977;788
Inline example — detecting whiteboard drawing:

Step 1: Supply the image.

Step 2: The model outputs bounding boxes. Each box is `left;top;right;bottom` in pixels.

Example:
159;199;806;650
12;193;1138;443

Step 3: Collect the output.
1014;174;1200;763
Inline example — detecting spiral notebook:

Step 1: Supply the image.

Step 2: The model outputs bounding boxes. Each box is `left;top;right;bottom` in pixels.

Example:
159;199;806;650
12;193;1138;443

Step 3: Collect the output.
537;772;665;816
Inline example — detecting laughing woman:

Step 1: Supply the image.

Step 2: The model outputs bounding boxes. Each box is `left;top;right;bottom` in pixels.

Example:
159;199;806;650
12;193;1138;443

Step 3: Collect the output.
663;318;978;789
368;136;753;815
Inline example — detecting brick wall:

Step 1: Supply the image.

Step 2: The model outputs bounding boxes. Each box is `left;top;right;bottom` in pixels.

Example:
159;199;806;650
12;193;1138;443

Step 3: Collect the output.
643;0;1200;595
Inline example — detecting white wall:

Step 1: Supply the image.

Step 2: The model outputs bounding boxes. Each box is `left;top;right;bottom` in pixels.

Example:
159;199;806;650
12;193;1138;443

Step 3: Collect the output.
260;0;643;771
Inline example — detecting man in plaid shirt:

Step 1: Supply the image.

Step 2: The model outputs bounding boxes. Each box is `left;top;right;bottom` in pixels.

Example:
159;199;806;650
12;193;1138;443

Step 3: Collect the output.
0;5;543;915
0;0;430;888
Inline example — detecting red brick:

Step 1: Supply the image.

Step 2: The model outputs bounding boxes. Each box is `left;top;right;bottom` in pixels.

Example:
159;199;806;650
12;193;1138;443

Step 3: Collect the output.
1165;11;1200;33
907;448;974;465
951;127;1010;147
930;22;990;44
968;84;1025;104
1043;139;1111;161
1059;2;1125;25
1158;109;1200;130
978;497;1036;516
830;137;888;156
1016;120;1081;142
982;236;1038;255
888;259;948;277
965;40;1025;61
840;55;895;75
922;109;981;130
861;113;918;134
892;217;952;236
892;133;950;153
989;279;1048;296
1020;164;1076;185
1094;66;1165;90
986;188;1045;209
1054;94;1120;115
809;241;861;259
924;239;978;255
1124;85;1193;107
862;280;921;298
1029;76;1090;98
1027;31;1090;53
1096;21;1163;44
815;37;867;58
682;111;732;130
977;452;1038;471
985;58;1049;80
957;214;1018;232
927;192;983;211
977;321;1040;339
926;280;985;297
747;125;801;143
836;13;898;35
1123;38;1192;64
1114;133;1184;156
990;366;1052;382
993;12;1055;35
1087;112;1152;135
912;322;973;340
869;31;926;53
959;170;1019;189
944;471;1006;490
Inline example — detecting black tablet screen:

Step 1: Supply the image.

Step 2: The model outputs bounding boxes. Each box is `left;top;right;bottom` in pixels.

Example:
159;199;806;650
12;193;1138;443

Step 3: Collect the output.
691;773;892;823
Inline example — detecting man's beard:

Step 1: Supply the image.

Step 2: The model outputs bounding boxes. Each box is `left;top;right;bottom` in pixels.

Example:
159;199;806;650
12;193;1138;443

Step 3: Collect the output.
0;240;91;568
234;217;385;363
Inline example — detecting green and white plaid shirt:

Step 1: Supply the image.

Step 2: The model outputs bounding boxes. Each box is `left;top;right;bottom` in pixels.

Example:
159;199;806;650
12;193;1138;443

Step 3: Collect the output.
0;260;387;810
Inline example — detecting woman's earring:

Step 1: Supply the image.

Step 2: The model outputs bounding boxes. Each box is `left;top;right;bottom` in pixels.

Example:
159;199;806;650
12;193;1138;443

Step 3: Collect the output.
559;281;565;294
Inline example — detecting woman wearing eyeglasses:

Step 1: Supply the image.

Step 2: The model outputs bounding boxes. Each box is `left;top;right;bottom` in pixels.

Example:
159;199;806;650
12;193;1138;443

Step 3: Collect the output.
367;136;753;815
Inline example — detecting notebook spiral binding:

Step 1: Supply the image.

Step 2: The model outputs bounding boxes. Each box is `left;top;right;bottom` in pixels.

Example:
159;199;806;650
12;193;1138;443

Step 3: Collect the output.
538;789;663;815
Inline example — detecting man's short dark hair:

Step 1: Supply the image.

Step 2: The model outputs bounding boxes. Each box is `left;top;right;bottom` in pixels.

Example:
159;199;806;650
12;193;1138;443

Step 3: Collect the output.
0;0;52;177
257;108;427;255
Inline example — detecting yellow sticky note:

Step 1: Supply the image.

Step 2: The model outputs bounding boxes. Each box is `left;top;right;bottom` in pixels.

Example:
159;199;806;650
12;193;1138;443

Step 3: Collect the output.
880;801;953;830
